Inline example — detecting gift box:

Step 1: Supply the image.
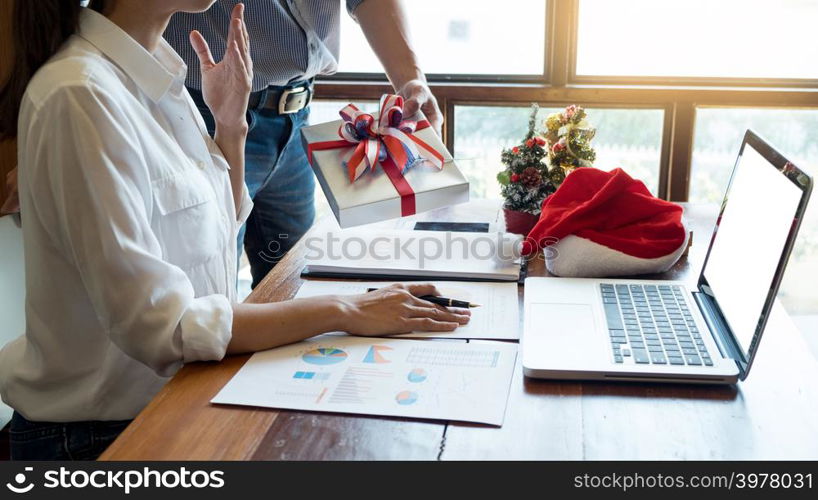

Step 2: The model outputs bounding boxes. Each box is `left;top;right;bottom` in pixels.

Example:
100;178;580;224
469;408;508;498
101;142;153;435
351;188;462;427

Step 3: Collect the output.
301;95;469;228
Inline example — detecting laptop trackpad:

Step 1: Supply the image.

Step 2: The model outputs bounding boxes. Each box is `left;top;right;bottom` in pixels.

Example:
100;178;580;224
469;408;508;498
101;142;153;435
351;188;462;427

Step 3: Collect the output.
529;303;598;364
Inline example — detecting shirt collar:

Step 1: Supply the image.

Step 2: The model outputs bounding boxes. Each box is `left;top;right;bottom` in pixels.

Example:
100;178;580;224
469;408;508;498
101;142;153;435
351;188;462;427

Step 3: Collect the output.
77;8;187;103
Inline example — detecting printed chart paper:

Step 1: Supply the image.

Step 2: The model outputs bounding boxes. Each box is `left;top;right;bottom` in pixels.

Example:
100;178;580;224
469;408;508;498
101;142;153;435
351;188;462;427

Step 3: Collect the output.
212;336;518;426
294;280;520;340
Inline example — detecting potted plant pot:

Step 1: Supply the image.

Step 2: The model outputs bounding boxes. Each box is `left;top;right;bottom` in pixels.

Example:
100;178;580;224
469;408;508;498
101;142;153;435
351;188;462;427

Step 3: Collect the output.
503;208;539;235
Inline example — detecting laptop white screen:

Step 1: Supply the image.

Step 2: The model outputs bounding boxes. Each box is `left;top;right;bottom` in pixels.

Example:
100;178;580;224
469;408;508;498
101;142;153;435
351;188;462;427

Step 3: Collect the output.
702;144;802;355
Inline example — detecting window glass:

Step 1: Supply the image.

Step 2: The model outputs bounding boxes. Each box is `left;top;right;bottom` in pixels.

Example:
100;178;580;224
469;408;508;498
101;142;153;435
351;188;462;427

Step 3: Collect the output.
690;108;818;203
338;0;546;75
453;105;664;199
577;0;818;79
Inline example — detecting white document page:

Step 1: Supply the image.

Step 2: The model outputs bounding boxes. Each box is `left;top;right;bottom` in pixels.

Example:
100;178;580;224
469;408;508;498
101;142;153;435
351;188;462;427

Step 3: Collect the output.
302;229;523;281
294;280;520;340
211;336;518;426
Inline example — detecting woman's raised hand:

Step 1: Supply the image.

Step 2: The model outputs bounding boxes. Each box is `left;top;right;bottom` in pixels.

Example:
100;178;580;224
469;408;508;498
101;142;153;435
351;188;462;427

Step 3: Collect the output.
189;3;253;132
337;283;471;336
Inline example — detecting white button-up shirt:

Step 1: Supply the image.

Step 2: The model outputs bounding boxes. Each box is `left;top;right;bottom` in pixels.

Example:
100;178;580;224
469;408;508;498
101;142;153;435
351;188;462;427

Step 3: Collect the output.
0;9;253;422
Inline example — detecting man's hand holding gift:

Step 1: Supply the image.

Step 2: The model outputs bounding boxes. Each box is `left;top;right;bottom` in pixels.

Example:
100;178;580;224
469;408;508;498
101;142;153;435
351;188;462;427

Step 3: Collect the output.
397;79;442;135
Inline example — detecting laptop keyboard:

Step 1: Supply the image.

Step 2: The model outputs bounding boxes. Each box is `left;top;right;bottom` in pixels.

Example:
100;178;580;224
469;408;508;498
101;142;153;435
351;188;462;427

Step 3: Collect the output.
600;284;712;367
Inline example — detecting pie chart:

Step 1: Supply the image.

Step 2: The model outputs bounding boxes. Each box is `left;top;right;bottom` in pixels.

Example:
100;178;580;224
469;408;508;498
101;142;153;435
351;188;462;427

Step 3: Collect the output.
395;390;419;405
407;368;427;383
302;347;348;366
363;345;393;364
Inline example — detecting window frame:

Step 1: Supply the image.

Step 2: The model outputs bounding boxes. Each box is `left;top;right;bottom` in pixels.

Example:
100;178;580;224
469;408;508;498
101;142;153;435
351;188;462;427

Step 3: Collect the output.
315;0;818;201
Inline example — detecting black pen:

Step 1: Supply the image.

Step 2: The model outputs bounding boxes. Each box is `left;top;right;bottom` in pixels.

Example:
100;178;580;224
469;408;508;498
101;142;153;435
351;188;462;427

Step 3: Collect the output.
366;288;481;308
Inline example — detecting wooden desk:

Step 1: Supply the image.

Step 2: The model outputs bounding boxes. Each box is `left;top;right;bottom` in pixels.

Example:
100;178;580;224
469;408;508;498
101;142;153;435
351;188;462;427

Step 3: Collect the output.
101;201;818;460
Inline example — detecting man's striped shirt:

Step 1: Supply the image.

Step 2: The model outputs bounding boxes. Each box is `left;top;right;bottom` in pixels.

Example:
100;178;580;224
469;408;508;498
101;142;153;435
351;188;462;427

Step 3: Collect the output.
164;0;365;91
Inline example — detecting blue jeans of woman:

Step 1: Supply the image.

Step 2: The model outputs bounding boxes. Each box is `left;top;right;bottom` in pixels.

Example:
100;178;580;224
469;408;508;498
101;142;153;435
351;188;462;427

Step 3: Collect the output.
188;87;316;288
9;411;131;460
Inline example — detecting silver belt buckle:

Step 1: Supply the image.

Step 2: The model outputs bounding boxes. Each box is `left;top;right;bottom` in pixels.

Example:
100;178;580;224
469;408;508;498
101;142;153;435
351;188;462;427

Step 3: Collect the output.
278;86;310;114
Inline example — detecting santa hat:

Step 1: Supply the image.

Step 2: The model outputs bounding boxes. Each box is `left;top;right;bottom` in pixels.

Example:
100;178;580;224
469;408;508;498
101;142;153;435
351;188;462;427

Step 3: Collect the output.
522;167;688;277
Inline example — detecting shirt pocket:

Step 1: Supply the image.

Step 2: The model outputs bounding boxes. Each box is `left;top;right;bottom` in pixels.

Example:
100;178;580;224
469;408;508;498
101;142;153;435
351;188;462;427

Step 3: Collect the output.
151;174;226;268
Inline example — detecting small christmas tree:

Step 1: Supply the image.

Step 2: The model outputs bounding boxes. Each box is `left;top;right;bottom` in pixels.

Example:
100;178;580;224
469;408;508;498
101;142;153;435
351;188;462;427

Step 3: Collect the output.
497;104;597;218
543;104;597;184
497;105;555;215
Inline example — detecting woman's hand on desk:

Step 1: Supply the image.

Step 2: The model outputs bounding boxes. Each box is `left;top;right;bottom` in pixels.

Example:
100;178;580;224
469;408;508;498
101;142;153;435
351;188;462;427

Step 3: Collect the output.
227;284;470;355
338;283;471;336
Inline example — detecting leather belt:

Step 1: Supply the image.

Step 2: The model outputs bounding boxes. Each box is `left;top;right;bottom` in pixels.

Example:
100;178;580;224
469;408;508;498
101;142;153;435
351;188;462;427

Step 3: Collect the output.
247;81;313;114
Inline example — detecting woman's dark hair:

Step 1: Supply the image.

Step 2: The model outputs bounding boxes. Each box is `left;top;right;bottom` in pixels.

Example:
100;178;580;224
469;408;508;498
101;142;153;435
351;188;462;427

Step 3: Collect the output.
0;0;108;140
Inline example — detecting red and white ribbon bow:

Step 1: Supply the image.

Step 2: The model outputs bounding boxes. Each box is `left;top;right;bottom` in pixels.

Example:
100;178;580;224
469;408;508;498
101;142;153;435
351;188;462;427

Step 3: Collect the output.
336;94;444;182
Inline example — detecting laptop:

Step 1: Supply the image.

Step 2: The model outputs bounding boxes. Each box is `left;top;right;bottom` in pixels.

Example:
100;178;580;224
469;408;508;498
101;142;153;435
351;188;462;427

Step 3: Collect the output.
522;130;813;384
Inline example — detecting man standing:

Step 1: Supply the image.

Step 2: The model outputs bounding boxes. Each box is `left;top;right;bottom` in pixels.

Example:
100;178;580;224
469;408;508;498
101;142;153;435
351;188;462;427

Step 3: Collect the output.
165;0;441;288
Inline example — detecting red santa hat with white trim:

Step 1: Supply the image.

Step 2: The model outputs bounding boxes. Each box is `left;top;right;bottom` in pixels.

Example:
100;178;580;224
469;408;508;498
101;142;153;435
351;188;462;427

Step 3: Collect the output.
521;167;689;277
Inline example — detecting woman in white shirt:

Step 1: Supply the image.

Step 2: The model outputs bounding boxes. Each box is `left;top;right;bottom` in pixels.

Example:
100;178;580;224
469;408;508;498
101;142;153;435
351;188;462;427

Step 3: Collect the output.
0;0;469;460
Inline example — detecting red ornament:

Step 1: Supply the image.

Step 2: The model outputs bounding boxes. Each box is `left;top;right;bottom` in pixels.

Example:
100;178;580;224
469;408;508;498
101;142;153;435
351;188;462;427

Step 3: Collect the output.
510;173;520;183
525;138;535;148
535;137;546;146
552;142;565;153
512;146;520;154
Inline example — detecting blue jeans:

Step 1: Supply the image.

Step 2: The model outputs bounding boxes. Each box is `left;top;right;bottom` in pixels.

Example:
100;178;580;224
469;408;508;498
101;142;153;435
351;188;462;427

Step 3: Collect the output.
189;87;315;288
9;411;131;460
